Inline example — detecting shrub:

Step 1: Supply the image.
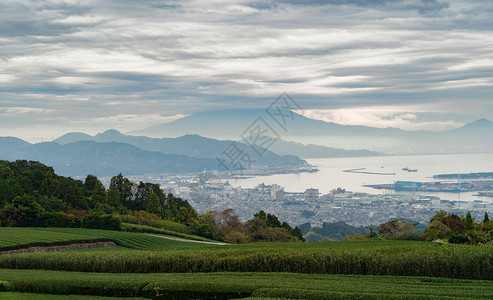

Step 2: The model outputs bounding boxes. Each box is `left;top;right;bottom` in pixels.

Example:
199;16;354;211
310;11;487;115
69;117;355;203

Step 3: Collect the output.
119;211;191;234
193;223;217;240
424;220;451;241
37;212;80;228
82;214;121;231
448;233;468;244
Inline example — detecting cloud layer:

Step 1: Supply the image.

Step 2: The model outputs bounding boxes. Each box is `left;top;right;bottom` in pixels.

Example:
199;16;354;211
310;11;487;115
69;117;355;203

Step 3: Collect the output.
1;0;492;140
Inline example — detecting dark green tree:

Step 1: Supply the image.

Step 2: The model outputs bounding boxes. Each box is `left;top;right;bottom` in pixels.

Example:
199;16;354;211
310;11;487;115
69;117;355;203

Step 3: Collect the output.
483;212;490;223
39;168;58;197
145;192;164;217
85;175;107;209
1;195;45;226
465;211;475;230
367;226;378;238
107;173;132;211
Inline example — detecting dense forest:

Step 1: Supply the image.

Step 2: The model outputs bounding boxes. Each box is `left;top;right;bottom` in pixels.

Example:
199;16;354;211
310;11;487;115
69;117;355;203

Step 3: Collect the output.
0;160;303;243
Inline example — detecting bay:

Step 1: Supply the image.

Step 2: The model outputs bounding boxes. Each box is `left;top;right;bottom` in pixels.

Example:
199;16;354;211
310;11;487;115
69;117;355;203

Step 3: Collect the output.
232;153;493;202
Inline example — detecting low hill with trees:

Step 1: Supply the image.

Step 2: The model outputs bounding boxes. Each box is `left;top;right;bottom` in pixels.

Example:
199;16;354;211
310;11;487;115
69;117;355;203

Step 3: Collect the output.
0;160;303;243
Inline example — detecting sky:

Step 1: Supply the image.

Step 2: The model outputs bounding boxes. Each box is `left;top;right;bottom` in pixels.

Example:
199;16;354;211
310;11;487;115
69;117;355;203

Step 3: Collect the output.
1;0;493;142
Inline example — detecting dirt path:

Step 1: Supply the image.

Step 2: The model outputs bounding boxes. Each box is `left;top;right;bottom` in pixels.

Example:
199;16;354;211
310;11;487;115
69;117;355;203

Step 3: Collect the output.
144;234;228;245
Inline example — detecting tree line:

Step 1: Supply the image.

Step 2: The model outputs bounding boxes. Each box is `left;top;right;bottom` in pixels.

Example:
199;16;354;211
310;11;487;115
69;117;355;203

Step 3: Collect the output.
373;210;493;244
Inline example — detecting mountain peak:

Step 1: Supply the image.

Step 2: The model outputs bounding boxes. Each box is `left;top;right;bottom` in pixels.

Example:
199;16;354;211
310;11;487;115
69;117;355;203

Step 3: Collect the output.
96;129;124;138
471;118;492;125
461;118;493;129
54;132;93;145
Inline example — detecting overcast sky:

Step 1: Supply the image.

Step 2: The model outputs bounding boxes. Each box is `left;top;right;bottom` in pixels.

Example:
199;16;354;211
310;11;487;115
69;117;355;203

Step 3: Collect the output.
1;0;492;142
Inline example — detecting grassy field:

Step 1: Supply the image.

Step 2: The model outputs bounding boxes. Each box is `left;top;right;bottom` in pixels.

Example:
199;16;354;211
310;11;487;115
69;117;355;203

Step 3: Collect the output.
1;227;493;299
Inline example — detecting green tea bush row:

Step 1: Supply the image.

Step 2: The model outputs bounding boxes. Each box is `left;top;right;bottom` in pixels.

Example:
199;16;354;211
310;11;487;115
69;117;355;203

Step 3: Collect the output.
0;238;111;252
1;244;493;280
37;228;211;250
0;228;104;250
2;270;493;299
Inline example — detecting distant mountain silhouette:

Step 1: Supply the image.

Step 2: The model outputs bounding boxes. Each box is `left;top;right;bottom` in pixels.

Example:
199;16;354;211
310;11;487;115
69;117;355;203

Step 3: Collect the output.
56;130;306;167
2;131;309;177
131;110;493;154
0;138;221;177
447;118;493;133
267;139;381;158
130;109;405;140
56;129;381;159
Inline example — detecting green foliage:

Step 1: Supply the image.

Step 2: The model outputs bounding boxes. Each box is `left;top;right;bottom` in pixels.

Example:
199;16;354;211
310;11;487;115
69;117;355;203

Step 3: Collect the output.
119;211;191;234
424;210;493;244
484;212;490;223
82;214;121;231
378;219;418;238
193;223;217;240
424;220;451;241
303;222;368;241
144;193;164;216
1;195;45;227
107;174;132;211
430;210;447;224
36;212;80;228
2;239;493;280
244;210;303;242
3;269;493;299
84;175;107;210
465;211;475;230
0;161;200;231
367;226;377;239
448;233;468;244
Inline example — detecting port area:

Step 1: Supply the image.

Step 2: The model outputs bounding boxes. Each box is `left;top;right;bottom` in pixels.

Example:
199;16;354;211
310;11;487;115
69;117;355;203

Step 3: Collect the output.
365;180;493;193
343;168;396;176
433;172;493;179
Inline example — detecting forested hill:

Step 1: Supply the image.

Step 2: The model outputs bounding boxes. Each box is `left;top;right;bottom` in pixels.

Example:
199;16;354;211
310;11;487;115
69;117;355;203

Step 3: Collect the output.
0;159;195;223
0;160;304;243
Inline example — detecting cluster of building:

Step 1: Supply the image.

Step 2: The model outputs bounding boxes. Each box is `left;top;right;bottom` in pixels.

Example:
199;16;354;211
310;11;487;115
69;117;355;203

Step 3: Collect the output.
145;171;493;227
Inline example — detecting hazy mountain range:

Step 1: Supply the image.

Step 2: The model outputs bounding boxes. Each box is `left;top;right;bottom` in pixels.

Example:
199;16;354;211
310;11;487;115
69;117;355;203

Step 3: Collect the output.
55;129;381;159
1;109;491;177
132;109;493;154
0;132;309;177
0;138;219;177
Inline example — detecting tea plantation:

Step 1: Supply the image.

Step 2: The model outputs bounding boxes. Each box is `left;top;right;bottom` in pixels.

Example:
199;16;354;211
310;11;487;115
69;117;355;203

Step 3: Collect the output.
1;227;493;299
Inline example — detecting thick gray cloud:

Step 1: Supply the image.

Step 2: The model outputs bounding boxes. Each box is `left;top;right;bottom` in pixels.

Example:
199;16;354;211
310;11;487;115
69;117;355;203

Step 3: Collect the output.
0;0;492;140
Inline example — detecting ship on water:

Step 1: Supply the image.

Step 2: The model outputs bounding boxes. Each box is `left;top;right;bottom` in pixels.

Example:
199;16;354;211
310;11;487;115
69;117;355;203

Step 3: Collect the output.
402;167;418;172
